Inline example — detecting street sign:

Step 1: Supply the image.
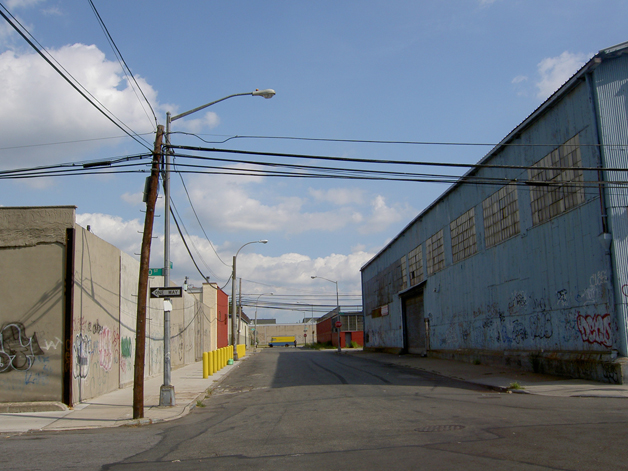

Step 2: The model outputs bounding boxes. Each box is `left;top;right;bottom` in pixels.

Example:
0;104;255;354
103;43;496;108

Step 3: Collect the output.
148;262;173;277
304;333;307;337
150;287;183;298
335;321;342;328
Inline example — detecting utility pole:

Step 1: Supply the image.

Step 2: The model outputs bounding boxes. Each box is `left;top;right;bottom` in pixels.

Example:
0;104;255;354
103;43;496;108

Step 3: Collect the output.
133;125;164;419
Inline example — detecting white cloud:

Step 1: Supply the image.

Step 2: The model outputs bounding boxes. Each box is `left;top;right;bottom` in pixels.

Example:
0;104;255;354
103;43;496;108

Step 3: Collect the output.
76;212;143;256
0;44;160;167
309;187;366;205
358;195;414;234
535;51;592;100
74;211;373;303
5;0;45;9
175;111;220;134
512;75;527;84
181;174;413;236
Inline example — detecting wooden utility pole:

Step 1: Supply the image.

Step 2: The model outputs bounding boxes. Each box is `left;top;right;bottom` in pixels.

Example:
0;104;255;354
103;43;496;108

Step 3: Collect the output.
133;125;164;419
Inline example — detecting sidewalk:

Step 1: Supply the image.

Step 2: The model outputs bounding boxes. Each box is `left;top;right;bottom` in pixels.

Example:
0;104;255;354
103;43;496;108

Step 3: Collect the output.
2;349;627;435
0;352;248;434
346;350;628;398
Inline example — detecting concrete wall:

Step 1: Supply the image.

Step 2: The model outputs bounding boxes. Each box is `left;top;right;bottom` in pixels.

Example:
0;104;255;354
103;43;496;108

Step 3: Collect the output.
0;207;73;402
1;206;223;404
72;225;122;402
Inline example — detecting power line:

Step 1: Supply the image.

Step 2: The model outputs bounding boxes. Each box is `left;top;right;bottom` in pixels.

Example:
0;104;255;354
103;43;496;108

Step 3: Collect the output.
0;3;152;150
88;0;157;130
175;166;230;267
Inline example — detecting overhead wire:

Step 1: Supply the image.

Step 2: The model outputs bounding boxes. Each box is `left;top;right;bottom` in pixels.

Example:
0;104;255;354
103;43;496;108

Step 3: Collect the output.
87;0;157;131
0;3;152;150
175;167;230;267
169;197;222;282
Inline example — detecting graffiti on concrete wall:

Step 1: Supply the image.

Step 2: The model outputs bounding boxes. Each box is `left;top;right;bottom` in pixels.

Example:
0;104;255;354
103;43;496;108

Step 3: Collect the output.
73;333;93;379
0;323;45;373
576;313;612;348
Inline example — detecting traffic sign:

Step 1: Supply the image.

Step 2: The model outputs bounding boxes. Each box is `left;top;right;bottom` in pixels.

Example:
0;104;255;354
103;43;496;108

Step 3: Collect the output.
335;321;342;328
150;287;183;298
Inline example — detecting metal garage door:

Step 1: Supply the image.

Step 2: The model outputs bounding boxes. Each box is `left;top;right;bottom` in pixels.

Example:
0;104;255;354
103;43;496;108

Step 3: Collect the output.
404;293;426;355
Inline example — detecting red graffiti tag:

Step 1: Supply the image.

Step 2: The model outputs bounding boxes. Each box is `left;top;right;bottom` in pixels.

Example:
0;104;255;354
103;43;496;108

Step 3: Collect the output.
576;313;612;348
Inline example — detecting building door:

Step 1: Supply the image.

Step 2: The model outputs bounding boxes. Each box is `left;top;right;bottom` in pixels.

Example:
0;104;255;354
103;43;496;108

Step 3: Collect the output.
403;293;426;355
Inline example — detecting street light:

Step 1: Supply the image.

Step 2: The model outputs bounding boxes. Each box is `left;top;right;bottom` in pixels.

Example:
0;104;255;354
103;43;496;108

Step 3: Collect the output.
232;240;268;360
159;89;275;407
254;292;273;349
311;275;341;353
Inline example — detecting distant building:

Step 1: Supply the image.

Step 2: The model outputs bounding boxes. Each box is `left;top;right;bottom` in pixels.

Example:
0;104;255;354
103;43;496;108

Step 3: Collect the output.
253;321;317;346
361;41;628;383
256;319;277;325
316;309;364;348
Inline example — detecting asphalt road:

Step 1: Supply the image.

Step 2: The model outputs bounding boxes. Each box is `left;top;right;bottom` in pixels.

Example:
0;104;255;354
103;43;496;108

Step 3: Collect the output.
2;349;628;470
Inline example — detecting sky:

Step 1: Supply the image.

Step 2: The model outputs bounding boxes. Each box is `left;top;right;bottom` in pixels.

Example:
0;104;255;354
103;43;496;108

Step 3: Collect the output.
1;0;627;323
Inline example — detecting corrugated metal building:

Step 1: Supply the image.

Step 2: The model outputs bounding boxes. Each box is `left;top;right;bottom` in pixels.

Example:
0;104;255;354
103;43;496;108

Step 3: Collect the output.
360;41;628;383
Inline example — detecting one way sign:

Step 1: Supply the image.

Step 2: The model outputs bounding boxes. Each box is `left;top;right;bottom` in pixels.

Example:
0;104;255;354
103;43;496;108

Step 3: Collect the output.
150;287;183;298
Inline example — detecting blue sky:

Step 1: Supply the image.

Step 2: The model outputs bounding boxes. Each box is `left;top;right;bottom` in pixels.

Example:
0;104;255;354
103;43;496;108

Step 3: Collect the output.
1;0;627;323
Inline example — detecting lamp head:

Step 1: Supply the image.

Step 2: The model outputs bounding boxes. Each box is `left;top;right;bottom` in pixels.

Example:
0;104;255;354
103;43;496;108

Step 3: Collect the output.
252;89;276;99
311;276;316;279
259;239;268;244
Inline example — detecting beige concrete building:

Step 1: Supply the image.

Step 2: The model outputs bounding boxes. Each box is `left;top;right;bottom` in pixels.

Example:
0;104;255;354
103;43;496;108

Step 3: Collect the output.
0;206;219;405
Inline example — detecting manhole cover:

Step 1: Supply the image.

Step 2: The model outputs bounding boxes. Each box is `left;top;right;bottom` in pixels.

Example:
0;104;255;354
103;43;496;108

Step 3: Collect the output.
415;425;465;432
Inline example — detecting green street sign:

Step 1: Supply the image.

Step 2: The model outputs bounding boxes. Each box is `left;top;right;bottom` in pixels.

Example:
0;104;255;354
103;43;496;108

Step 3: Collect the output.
148;263;173;277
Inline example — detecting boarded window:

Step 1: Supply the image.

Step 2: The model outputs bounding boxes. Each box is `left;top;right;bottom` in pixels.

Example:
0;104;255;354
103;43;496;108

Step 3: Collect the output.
483;184;520;248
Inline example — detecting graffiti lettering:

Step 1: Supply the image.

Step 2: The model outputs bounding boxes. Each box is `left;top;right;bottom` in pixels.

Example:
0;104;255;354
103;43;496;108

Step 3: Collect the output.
576;313;612;348
0;323;45;373
42;337;63;351
98;327;114;372
512;320;528;344
530;313;553;340
556;289;569;307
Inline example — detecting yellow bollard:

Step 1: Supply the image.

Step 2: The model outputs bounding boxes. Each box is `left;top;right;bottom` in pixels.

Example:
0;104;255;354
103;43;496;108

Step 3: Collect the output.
213;348;218;372
208;350;214;376
220;347;224;369
203;352;209;378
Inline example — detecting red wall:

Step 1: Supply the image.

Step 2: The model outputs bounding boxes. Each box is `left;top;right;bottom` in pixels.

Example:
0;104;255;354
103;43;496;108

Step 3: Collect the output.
316;318;364;348
217;288;229;348
317;318;333;344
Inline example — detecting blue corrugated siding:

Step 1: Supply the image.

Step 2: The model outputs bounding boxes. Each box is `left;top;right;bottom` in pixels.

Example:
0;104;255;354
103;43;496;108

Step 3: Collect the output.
363;69;620;357
594;53;628;356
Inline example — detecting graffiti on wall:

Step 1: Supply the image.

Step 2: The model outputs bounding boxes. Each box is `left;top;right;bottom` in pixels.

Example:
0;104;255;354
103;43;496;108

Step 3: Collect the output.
98;326;114;372
0;323;45;373
73;333;93;379
429;270;615;351
576;313;612;348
